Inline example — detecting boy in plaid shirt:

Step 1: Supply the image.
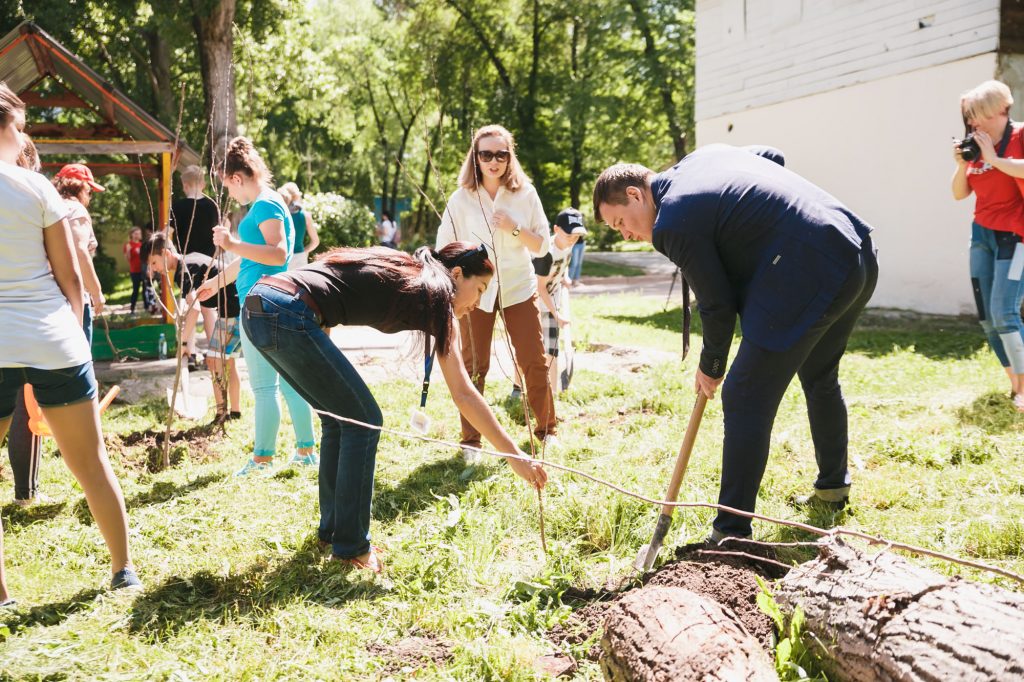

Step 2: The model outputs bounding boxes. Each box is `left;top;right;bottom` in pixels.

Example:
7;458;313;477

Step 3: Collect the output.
534;208;587;392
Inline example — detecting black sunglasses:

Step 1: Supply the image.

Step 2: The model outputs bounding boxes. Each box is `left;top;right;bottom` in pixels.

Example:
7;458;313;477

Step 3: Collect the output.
476;149;510;163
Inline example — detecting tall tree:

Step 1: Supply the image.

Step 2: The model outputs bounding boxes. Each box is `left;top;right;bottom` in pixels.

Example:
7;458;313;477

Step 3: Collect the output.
191;0;238;166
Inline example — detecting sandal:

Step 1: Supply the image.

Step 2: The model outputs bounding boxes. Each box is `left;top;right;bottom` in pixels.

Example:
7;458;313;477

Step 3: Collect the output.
331;546;385;574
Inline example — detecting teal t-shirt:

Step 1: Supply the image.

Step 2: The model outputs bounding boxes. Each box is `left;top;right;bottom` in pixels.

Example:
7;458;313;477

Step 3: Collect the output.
291;207;307;254
236;188;295;299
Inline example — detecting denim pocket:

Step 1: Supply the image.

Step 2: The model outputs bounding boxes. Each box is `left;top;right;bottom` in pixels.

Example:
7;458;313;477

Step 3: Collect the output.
244;311;279;351
995;230;1020;260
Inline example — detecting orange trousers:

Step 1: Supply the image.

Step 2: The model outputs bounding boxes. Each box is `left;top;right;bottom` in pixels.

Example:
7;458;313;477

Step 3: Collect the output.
458;294;556;445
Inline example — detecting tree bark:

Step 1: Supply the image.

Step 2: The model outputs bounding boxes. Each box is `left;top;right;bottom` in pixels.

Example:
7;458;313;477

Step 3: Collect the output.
600;586;778;682
775;538;1024;681
192;0;238;168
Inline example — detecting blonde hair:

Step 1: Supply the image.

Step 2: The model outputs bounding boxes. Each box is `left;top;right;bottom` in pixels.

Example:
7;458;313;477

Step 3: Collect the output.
17;134;39;172
457;124;528;192
961;80;1013;123
279;181;301;204
180;164;205;187
222;136;273;185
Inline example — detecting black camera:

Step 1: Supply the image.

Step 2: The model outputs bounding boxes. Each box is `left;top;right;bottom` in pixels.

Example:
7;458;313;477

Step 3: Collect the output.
958;133;981;162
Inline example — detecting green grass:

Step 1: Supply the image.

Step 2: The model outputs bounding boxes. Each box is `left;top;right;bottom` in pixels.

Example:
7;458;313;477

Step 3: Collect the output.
1;295;1023;679
105;272;135;306
579;260;646;278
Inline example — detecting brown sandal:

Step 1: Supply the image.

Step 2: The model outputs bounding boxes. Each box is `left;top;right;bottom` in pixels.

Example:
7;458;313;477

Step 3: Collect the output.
331;546;385;574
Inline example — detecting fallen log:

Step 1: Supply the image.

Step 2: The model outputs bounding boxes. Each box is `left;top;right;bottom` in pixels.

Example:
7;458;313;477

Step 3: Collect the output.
775;537;1024;681
600;586;778;681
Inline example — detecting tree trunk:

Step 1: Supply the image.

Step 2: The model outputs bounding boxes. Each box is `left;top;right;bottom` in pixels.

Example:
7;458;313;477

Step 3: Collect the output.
600;586;778;682
142;24;176;126
192;0;238;168
775;538;1024;681
626;0;686;161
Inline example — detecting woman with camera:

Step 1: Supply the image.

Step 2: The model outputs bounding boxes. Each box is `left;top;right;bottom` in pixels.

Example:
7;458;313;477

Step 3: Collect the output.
952;80;1024;410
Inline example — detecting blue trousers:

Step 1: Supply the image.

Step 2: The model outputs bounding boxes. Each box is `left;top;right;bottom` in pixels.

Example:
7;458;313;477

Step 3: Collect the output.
242;284;381;559
713;236;878;537
969;223;1024;372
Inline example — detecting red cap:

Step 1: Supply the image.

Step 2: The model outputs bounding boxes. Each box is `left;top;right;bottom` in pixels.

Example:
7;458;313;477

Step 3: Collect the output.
55;163;105;192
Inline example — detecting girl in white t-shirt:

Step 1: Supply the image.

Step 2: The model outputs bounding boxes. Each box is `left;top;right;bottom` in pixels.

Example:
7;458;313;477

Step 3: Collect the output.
0;84;140;601
436;125;557;458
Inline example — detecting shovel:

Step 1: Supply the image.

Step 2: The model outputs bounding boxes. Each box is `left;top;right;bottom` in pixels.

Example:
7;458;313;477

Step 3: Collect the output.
634;392;708;572
166;362;208;420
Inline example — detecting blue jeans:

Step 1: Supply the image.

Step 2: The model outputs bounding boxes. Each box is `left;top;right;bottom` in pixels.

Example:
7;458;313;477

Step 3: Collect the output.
237;306;316;459
969;223;1024;372
83;303;93;347
568;240;585;282
242;284;381;559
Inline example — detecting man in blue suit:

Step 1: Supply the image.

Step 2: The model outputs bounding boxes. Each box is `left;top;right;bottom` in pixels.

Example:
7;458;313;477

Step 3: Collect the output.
593;144;878;540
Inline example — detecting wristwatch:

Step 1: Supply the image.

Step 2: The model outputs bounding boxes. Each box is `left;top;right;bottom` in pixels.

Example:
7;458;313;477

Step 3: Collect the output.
511;225;522;237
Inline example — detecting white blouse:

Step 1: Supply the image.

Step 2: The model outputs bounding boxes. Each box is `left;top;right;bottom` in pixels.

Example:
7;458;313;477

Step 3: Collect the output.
435;183;550;312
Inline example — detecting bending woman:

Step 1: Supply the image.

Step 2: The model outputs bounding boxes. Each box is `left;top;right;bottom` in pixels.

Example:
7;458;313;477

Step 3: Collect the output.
219;242;547;573
952;80;1024;409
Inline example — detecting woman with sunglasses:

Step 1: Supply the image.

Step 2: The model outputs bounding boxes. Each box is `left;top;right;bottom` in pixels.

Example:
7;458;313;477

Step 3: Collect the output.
210;242;547;573
436;125;557;461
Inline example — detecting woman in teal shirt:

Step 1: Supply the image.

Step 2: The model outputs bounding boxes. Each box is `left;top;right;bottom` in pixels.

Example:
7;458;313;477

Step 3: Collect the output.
199;137;317;475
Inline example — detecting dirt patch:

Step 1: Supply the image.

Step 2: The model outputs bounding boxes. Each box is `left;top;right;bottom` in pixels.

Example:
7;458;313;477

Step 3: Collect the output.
366;631;455;676
548;547;781;662
106;422;228;473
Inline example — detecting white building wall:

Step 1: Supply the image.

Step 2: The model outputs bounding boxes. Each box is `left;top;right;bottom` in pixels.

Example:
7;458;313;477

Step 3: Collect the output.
697;0;999;120
696;53;996;315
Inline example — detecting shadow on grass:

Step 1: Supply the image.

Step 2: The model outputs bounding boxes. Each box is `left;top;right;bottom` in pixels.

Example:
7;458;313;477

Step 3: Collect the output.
599;306;697;335
1;500;67;530
373;456;476;523
73;473;226;526
846;326;986;360
956;391;1024;433
124;473;226;510
599;308;986;361
128;536;387;640
0;587;105;639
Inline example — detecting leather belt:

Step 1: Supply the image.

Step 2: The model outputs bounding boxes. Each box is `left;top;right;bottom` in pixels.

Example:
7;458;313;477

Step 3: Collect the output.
254;275;323;324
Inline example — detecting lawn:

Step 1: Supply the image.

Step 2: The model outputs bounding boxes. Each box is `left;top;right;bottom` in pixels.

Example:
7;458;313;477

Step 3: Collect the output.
1;294;1022;680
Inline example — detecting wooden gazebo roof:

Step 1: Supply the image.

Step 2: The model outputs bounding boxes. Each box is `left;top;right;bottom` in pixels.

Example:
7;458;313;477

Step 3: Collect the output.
0;20;200;172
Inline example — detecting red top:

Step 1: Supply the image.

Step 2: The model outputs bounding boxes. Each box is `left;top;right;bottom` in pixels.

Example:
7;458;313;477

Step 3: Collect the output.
966;122;1024;236
124;240;142;273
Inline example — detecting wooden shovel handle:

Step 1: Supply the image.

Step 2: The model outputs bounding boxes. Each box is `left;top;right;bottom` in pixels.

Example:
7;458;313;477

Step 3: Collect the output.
660;392;708;515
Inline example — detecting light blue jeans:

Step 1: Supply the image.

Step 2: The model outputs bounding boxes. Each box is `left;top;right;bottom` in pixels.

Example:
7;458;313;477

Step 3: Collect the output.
238;320;316;458
969;223;1024;373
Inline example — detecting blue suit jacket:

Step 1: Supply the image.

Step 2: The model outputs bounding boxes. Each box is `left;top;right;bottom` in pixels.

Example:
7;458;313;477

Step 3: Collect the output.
651;144;873;377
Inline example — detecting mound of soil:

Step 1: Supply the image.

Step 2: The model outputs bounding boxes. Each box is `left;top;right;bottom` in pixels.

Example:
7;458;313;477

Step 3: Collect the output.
548;547;781;662
106;423;227;473
366;632;455;676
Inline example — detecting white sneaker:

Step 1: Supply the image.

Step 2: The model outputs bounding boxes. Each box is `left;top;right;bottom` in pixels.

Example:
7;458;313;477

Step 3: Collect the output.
461;445;482;465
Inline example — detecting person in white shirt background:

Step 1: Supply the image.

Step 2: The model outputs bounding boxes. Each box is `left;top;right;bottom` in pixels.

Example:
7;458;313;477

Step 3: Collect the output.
435;124;557;460
53;163;105;345
377;210;399;249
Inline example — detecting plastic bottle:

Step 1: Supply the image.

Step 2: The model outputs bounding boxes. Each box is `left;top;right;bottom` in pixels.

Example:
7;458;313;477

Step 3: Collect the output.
157;333;168;360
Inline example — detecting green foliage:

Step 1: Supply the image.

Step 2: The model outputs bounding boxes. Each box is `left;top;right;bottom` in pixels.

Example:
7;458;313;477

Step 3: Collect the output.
304;192;377;249
92;249;119;296
756;577;827;681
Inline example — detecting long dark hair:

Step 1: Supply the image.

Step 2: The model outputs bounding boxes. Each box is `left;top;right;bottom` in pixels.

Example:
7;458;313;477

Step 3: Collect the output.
317;242;492;355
